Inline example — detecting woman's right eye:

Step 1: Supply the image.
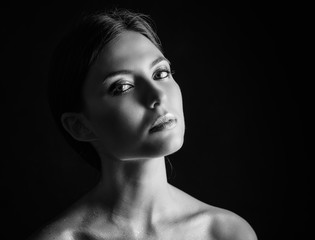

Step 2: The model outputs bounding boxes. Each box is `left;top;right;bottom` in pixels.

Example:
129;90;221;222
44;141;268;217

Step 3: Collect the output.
109;82;134;96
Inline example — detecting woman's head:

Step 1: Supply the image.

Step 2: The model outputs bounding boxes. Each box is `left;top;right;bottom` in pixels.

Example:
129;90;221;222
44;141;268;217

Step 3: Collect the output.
48;9;185;168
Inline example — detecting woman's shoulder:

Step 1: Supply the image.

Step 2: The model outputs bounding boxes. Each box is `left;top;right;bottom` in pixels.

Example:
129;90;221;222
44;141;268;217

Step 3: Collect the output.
27;226;74;240
207;207;258;240
172;186;257;240
27;217;79;240
196;203;257;240
27;204;88;240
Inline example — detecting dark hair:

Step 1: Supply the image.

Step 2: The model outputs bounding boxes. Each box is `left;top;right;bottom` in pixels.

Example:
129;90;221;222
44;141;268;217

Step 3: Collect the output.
48;9;163;169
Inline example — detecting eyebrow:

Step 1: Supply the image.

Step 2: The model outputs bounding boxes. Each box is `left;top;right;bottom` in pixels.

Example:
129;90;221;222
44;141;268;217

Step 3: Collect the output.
150;56;170;68
102;56;170;83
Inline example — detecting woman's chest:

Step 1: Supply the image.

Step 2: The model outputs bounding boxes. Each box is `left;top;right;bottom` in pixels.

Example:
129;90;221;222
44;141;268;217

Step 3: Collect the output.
72;216;214;240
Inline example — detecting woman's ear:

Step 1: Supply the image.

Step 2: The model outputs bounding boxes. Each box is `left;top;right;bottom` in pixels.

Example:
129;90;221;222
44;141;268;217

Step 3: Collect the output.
61;112;98;142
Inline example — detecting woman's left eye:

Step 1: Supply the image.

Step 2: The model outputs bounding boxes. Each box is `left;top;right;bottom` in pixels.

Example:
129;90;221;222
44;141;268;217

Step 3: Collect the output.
153;69;173;80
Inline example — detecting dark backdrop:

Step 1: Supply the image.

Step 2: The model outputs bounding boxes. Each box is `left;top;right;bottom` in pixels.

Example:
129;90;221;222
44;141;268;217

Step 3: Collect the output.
2;1;310;239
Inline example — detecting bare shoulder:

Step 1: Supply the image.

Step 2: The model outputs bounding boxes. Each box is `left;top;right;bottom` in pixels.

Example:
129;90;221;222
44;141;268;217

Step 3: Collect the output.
194;201;257;240
207;207;258;240
170;186;257;240
27;222;72;240
26;205;87;240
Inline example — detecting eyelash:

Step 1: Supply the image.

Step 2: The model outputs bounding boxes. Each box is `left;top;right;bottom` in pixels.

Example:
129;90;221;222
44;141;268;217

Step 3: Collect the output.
153;68;175;80
109;68;175;96
109;82;133;96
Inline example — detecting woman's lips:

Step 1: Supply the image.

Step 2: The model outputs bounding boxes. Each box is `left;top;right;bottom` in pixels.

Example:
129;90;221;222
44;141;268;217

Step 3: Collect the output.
149;113;177;133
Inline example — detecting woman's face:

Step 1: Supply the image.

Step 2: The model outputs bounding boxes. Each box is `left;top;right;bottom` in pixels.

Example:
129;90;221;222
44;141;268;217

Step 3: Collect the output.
82;31;185;160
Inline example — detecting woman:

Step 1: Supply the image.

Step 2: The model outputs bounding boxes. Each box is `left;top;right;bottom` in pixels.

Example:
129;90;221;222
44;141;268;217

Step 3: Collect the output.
32;8;257;240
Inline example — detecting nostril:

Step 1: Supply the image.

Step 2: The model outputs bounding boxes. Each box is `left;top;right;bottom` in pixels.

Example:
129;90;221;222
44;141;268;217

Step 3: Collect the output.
151;100;161;109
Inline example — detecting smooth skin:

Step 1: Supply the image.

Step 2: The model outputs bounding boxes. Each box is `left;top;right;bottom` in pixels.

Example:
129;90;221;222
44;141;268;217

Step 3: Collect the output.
31;31;257;240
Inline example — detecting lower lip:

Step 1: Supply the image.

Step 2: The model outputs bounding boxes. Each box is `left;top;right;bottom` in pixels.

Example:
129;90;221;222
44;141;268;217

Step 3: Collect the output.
149;119;177;133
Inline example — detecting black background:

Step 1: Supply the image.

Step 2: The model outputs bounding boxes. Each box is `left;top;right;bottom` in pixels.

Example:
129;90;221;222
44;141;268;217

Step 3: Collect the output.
1;1;310;239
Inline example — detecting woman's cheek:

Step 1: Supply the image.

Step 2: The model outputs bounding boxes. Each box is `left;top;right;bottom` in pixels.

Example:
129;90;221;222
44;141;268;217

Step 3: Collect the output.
168;81;183;109
95;100;144;137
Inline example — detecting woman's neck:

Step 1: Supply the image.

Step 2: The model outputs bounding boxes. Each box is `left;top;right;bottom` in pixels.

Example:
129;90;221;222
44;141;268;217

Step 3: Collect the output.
91;156;176;226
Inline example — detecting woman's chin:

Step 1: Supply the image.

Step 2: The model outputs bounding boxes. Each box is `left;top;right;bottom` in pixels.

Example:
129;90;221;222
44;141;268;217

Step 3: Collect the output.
140;134;184;159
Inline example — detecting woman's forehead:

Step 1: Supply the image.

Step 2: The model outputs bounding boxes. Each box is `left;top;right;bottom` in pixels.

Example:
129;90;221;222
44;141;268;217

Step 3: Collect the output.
95;31;164;71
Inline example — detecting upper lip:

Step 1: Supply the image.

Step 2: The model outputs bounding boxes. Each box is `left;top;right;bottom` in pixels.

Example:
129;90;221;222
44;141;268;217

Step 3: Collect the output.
150;113;177;129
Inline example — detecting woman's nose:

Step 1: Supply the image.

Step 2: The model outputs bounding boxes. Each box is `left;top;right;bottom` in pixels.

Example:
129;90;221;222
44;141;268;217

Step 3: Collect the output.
144;81;167;109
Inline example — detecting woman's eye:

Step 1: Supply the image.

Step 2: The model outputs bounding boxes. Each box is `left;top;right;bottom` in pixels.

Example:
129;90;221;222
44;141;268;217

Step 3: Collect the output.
110;82;134;96
153;69;173;80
